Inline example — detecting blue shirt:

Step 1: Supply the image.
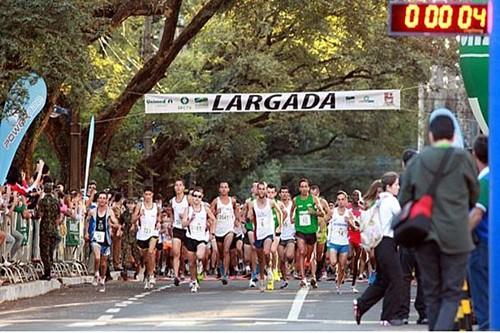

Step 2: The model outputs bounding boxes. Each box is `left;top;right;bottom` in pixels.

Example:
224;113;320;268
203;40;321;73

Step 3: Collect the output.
475;167;489;241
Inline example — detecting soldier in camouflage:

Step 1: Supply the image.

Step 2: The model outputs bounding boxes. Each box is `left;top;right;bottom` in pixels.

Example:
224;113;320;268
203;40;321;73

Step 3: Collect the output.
37;182;60;280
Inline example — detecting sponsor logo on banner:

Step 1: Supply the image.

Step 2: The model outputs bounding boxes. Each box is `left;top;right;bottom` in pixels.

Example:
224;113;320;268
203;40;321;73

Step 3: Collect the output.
195;97;209;108
384;92;394;105
180;97;189;105
146;97;173;104
3;112;29;149
345;96;355;103
358;95;375;104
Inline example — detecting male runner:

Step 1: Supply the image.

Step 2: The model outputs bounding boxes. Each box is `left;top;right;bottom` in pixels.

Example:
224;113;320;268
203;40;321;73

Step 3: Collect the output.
132;186;161;289
170;179;189;286
267;184;285;282
243;182;259;287
211;181;240;285
327;191;356;294
84;191;120;292
183;187;216;293
278;186;295;289
247;181;282;292
311;185;332;281
291;178;324;288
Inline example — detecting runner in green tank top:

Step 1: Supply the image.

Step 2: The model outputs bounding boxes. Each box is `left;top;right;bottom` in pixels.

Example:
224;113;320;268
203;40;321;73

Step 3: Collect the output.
243;182;259;288
291;178;324;289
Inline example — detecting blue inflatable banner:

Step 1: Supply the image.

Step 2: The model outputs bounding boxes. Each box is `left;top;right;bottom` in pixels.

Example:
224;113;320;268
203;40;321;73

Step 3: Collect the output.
0;74;47;185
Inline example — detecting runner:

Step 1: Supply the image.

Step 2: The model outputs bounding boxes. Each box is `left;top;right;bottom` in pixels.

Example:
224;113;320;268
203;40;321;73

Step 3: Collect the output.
230;213;245;277
247;181;282;292
84;191;120;292
348;190;364;293
182;187;216;293
170;179;189;286
278;186;295;289
243;182;259;287
132;186;161;290
292;178;324;289
310;185;332;282
211;181;240;285
267;184;284;283
327;191;355;294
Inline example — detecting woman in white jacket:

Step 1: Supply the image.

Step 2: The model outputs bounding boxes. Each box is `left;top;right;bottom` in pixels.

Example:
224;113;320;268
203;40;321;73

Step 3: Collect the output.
354;172;405;326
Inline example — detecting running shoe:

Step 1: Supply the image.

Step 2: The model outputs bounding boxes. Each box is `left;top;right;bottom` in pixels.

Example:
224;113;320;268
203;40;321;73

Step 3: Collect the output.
149;276;156;288
266;276;274;290
190;281;199;293
273;269;280;282
310;278;318;289
300;278;308;288
249;279;257;288
279;280;289;289
352;286;359;293
98;278;106;293
259;280;265;293
174;276;180;286
353;299;361;325
92;274;99;286
221;275;228;285
144;278;151;290
197;271;205;282
336;285;341;295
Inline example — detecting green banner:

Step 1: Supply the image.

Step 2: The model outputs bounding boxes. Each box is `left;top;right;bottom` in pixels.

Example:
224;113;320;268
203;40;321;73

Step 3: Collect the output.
458;1;489;134
15;214;29;246
65;218;80;247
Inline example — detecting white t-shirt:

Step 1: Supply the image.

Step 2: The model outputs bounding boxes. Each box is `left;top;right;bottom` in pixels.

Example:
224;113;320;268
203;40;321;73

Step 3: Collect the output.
253;199;275;240
215;197;235;237
186;205;209;242
136;202;159;241
280;201;295;241
379;192;401;238
327;207;350;246
171;195;189;230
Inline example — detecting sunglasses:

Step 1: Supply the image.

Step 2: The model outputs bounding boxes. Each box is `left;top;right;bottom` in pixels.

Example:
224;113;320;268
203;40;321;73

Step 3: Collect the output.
193;193;203;199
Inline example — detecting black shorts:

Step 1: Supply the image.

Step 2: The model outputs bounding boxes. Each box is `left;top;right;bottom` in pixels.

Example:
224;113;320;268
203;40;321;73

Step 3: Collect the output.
215;232;234;244
295;232;317;246
185;237;206;253
156;242;163;251
279;238;295;247
173;228;187;243
254;235;274;249
243;231;254;245
231;234;243;249
137;236;159;250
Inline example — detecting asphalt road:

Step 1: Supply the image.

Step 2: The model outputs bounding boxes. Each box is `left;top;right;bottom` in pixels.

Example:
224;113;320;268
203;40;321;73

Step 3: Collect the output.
0;277;426;331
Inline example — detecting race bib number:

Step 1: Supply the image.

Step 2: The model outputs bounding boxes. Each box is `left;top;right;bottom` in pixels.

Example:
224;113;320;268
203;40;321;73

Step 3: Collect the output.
299;212;311;227
174;218;182;228
69;222;79;232
94;231;105;243
143;227;153;235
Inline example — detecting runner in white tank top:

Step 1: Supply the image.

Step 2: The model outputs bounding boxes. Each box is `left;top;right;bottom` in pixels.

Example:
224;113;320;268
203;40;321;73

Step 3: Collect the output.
170;179;189;287
132;187;160;290
182;187;216;293
247;182;282;292
277;186;295;289
327;191;355;293
210;182;240;285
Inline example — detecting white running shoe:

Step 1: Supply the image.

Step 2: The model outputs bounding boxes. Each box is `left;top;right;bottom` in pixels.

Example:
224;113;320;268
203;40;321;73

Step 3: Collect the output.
259;280;265;293
300;278;308;288
92;274;99;286
336;285;342;294
190;281;199;293
98;278;105;292
249;279;257;288
144;278;151;290
352;286;359;293
149;276;156;288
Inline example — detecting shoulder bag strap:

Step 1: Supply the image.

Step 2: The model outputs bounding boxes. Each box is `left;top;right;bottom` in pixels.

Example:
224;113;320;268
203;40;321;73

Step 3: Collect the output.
427;148;454;196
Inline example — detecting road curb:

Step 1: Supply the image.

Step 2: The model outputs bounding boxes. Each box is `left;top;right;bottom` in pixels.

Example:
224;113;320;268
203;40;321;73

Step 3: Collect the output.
0;279;61;303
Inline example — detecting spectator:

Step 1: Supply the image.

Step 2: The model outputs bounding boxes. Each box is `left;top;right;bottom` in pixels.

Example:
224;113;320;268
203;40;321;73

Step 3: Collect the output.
399;113;479;330
399;148;427;325
468;134;489;330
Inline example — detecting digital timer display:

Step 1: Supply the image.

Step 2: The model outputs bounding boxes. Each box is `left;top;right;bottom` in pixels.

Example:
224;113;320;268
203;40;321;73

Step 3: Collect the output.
389;2;489;36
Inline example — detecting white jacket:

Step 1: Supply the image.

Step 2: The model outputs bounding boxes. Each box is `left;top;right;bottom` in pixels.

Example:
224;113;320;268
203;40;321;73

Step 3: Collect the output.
378;192;401;238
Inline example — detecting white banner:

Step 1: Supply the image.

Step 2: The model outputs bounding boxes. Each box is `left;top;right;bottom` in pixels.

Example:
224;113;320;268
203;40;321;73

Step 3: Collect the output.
144;90;400;114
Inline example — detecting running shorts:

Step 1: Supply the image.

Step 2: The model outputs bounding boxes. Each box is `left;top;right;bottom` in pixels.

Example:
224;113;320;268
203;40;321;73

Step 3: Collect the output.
279;238;295;247
295;232;317;246
172;228;187;243
137;236;159;250
254;235;274;249
185;237;207;253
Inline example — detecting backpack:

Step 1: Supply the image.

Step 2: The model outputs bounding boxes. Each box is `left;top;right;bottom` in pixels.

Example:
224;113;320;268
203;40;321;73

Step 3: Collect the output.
360;200;383;250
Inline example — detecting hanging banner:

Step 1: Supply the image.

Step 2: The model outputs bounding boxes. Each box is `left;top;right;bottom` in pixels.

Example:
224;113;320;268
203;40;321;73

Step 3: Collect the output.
83;115;95;198
144;90;400;114
0;73;47;185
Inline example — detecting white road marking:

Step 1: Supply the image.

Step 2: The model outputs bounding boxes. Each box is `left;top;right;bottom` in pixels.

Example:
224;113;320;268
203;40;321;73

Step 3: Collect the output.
115;303;129;307
134;294;146;298
97;315;114;321
106;308;121;313
287;287;309;321
0;324;10;328
128;297;138;301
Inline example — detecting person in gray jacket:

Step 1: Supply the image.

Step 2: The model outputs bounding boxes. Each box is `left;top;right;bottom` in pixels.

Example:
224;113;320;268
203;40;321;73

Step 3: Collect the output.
399;113;479;331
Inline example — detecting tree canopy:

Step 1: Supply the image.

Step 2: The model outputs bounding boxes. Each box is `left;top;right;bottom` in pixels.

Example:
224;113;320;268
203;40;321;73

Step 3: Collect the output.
0;0;459;200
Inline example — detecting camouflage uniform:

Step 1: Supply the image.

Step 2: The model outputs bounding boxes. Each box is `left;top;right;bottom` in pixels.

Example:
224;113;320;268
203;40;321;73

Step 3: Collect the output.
120;210;141;270
37;193;60;278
